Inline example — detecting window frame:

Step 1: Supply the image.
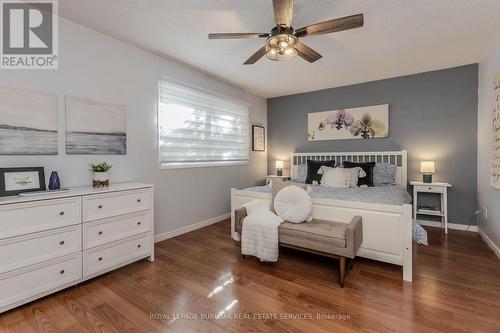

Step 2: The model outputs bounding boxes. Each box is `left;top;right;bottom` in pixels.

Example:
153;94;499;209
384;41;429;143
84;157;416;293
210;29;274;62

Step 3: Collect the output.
157;78;251;170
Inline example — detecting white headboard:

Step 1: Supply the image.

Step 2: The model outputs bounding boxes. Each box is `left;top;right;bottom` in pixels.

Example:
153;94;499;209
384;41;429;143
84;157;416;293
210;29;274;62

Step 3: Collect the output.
289;150;408;189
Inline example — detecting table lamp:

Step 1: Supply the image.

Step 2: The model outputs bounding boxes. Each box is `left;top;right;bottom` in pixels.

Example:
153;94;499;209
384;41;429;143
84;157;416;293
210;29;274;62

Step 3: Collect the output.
275;160;284;176
420;161;435;183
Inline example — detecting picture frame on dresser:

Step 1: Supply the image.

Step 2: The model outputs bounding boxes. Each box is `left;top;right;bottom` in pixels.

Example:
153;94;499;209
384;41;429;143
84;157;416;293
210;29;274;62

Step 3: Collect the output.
0;167;46;197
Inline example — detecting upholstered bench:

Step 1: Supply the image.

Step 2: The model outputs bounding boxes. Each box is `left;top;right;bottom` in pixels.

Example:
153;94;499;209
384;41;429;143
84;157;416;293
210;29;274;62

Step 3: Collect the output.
235;207;362;287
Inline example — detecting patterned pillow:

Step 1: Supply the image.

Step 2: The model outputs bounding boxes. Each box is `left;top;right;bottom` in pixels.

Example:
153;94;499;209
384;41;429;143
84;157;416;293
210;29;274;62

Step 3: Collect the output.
295;164;308;183
344;167;364;187
342;161;376;186
373;163;396;186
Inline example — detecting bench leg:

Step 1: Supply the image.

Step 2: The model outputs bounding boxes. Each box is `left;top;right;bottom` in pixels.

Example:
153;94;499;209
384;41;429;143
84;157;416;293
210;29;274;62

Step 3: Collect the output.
339;256;346;288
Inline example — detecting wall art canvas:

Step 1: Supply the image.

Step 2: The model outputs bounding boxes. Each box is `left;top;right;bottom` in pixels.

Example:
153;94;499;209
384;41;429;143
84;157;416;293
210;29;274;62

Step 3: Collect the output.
491;74;500;189
66;96;127;155
0;86;58;155
308;104;389;141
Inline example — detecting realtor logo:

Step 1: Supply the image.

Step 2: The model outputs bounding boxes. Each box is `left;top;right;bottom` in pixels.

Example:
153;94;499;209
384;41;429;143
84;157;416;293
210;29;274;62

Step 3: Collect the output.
1;0;58;69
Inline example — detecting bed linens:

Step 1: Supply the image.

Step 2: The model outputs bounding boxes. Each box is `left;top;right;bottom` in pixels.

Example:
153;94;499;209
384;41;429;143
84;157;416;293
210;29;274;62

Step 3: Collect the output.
246;183;412;206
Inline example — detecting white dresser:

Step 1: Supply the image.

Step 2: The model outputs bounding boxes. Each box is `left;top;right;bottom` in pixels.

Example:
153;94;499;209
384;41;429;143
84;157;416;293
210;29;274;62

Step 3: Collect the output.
0;182;154;313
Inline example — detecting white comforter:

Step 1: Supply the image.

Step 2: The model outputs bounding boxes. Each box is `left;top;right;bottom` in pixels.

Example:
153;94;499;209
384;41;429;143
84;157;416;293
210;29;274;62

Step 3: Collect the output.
241;200;284;262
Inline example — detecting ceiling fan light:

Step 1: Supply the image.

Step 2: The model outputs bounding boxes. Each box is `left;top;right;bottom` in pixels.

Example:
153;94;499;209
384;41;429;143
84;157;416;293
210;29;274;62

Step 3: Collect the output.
265;34;298;61
266;45;297;61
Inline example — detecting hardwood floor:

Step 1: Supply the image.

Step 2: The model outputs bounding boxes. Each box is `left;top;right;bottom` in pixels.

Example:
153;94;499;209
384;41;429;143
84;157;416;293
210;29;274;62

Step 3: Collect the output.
1;220;500;333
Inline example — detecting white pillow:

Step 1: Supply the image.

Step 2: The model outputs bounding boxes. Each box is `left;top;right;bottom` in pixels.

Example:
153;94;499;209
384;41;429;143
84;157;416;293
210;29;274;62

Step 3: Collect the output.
274;186;312;223
320;168;346;188
317;165;334;175
344;167;364;187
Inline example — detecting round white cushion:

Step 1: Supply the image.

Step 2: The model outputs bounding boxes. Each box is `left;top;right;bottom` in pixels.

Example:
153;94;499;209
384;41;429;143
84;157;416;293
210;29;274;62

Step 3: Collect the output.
274;185;312;223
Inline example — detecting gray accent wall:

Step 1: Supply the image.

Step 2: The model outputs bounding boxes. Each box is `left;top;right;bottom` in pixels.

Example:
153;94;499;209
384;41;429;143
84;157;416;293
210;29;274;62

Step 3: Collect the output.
267;65;478;225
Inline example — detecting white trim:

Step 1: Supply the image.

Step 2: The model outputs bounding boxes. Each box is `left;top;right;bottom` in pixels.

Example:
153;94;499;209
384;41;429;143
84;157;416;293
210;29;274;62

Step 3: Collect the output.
154;213;230;243
417;219;478;232
478;228;500;258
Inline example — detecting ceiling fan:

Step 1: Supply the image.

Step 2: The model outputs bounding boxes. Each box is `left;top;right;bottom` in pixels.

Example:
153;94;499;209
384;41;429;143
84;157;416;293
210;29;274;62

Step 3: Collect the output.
208;0;364;64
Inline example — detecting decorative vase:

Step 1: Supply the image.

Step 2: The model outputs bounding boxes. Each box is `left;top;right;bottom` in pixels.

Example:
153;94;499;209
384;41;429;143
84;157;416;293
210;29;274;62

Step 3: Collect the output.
48;171;61;190
93;171;109;188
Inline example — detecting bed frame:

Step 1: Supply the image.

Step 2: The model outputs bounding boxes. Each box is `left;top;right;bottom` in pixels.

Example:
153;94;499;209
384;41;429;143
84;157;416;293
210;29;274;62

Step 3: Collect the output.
231;150;413;282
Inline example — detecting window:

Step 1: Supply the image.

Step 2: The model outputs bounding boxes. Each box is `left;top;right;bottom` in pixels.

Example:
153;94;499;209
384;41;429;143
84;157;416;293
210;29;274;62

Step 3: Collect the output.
158;80;250;168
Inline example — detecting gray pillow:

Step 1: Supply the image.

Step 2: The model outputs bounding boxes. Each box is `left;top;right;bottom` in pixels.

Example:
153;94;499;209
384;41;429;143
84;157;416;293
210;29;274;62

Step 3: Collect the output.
295;164;307;183
373;163;396;186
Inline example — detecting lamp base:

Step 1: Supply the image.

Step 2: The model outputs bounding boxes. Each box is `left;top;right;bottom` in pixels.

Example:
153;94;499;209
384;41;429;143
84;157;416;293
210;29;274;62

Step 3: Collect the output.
277;169;283;176
423;174;432;183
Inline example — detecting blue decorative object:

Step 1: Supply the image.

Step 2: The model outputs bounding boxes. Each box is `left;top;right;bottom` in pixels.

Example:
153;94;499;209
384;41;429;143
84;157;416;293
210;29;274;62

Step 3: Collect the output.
48;171;61;190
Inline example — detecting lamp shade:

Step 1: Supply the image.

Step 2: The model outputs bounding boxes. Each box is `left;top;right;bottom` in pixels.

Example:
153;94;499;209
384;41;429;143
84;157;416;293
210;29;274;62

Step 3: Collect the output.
275;160;284;169
420;161;435;173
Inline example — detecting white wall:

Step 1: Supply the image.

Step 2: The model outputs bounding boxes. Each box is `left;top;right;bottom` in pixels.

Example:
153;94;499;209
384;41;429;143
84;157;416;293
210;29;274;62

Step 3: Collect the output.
0;18;267;237
477;30;500;256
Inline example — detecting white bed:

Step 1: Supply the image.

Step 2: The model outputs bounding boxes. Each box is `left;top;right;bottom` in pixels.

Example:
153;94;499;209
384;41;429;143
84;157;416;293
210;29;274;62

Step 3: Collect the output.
231;150;413;282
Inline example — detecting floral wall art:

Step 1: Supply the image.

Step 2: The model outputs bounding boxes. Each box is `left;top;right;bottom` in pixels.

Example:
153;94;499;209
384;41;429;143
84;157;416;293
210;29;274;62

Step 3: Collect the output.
491;73;500;189
308;104;389;141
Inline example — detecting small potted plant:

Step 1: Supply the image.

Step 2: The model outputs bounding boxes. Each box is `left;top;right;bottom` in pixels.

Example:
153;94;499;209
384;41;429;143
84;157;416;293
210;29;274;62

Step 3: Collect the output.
89;162;112;188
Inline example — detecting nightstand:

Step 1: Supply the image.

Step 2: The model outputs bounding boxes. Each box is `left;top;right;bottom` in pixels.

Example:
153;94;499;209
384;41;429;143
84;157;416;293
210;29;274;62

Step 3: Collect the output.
410;181;452;234
265;175;290;185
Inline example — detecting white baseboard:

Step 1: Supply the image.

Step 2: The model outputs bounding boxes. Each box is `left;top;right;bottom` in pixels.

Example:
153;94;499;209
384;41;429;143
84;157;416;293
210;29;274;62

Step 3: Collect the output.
478;228;500;259
416;219;478;232
154;213;230;243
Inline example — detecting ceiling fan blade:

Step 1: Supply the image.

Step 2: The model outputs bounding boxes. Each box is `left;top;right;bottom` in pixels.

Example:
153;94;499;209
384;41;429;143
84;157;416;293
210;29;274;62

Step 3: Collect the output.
295;14;364;37
294;43;322;63
243;46;267;65
208;33;269;39
272;0;293;27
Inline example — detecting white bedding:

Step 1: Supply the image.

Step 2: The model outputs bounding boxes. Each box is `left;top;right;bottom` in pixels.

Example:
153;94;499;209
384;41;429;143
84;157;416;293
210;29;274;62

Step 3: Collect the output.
245;183;412;206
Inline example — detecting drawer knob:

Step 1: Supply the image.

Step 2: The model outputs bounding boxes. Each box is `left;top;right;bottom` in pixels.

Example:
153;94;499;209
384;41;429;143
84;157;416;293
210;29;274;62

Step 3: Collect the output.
59;240;65;245
98;231;103;235
59;211;65;216
137;244;141;248
60;269;65;274
137;221;141;226
137;198;141;203
98;204;103;209
428;187;432;190
98;257;103;261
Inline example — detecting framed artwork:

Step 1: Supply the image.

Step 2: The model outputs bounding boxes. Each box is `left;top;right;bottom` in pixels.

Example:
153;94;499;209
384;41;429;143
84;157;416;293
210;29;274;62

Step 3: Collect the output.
252;125;265;151
0;167;46;197
491;73;500;189
0;86;58;155
65;96;127;155
308;104;389;141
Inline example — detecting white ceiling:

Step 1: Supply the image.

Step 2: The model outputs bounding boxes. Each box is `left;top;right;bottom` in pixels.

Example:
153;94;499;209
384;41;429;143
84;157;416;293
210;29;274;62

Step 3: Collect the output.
59;0;500;98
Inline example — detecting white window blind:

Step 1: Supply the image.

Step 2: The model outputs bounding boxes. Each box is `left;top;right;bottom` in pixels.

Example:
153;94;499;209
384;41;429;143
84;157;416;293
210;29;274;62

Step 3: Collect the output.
158;80;250;168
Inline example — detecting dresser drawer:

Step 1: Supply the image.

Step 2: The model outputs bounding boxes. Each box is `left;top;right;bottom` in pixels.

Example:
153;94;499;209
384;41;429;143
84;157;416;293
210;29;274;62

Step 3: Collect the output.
0;225;82;274
0;254;82;310
83;232;152;277
0;198;81;240
415;185;444;194
83;189;152;222
83;211;152;250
